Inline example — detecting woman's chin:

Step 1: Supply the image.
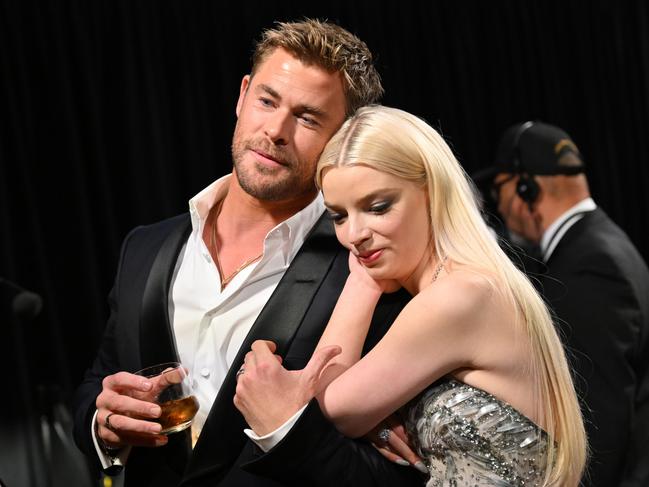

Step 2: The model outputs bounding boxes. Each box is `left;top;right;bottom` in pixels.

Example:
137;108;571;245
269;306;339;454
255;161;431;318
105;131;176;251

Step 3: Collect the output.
365;267;396;282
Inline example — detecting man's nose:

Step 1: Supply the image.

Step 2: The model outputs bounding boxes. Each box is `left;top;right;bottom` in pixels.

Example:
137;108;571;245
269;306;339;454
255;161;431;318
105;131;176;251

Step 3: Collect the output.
264;110;292;145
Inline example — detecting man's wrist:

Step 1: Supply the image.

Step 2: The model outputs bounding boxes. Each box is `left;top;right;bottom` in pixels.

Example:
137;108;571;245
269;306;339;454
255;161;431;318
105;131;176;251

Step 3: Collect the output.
244;404;308;452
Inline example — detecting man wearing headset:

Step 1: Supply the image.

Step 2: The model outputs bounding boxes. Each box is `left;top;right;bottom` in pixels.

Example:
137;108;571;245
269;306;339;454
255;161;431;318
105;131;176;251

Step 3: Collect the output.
474;121;649;487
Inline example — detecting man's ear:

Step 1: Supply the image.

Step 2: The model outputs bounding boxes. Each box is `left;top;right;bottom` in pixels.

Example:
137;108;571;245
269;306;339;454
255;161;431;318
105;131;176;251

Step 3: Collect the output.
235;74;251;118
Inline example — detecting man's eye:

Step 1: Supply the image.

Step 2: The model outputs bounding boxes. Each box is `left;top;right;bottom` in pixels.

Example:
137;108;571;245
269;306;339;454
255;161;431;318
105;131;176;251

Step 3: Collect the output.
259;98;274;107
299;115;318;127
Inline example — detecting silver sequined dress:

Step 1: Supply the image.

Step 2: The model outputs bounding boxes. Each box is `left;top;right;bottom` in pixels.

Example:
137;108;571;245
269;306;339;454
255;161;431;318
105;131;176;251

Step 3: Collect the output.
404;379;550;486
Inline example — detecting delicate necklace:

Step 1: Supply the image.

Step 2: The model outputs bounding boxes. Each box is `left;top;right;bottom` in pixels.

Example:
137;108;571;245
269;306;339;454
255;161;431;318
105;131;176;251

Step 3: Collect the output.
209;200;264;289
431;255;448;283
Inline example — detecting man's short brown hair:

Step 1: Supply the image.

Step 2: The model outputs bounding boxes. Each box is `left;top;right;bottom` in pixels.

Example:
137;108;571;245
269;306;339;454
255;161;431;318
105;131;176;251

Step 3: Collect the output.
251;19;384;117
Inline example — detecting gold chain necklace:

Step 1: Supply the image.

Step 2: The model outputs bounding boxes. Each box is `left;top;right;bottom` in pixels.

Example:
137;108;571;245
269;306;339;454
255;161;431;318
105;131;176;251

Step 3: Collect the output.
209;200;264;289
431;255;447;283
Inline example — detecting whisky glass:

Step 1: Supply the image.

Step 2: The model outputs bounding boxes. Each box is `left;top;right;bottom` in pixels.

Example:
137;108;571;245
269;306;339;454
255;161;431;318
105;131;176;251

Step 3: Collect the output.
135;362;199;434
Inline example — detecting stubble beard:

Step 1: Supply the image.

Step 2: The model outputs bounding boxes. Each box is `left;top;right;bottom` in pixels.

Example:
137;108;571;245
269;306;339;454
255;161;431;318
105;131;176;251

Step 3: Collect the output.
231;132;317;202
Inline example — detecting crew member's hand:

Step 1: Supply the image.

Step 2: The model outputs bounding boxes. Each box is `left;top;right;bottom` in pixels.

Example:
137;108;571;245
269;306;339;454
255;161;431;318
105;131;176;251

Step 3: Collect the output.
234;340;341;436
366;414;427;474
95;372;168;449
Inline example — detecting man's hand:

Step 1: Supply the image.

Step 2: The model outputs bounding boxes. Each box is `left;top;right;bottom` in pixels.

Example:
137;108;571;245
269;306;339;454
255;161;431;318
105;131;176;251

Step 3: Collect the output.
234;340;341;436
95;372;168;449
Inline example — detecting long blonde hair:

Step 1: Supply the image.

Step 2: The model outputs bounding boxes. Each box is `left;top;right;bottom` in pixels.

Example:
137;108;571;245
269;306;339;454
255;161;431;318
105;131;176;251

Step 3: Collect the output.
316;105;587;486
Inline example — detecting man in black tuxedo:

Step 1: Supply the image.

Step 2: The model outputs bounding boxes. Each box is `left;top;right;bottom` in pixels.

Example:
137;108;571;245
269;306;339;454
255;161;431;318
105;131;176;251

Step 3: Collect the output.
73;19;423;487
475;121;649;486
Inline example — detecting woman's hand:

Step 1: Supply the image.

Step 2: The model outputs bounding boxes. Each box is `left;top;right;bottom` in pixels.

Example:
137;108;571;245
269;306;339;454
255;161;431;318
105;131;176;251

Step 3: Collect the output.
233;340;341;436
348;252;401;294
365;414;428;474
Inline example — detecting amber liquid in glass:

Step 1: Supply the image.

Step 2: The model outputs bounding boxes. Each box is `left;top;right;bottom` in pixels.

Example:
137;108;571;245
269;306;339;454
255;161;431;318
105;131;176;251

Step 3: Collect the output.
157;395;199;434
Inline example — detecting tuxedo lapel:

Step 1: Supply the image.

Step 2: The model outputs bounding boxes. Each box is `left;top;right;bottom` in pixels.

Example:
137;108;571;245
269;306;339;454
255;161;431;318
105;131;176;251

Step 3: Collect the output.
182;213;341;485
127;216;194;482
140;216;192;368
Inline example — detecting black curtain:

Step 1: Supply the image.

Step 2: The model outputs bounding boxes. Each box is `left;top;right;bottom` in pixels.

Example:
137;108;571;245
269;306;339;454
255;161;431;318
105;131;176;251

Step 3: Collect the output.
1;0;648;419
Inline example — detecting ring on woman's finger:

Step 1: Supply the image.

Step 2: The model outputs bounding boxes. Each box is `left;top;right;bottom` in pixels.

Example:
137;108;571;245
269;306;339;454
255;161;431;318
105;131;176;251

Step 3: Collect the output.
378;427;391;444
236;366;245;379
105;412;117;431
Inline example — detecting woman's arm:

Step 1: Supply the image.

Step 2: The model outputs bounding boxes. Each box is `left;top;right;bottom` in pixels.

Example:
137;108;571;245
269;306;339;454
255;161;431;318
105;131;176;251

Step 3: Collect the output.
313;253;389;392
234;263;499;443
233;253;398;437
317;271;494;437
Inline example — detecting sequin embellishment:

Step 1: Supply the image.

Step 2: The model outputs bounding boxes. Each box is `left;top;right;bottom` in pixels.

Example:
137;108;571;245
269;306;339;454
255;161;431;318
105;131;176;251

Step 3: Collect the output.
404;379;550;486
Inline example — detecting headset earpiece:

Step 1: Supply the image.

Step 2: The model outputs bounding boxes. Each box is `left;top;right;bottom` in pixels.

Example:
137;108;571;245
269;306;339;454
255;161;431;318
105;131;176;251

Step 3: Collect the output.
516;174;540;206
511;121;539;209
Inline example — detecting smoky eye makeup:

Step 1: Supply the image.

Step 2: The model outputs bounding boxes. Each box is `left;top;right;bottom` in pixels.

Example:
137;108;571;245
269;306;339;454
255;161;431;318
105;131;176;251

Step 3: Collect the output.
325;209;345;223
323;189;401;222
366;190;401;214
368;200;392;214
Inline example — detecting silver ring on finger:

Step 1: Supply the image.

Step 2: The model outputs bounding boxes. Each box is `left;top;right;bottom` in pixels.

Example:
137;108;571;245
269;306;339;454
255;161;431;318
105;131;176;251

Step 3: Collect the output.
105;412;117;432
378;427;391;444
236;366;245;379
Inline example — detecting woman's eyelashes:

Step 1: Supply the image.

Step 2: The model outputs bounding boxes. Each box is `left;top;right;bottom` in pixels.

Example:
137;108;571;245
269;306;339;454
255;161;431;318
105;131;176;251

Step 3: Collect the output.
326;200;393;224
369;200;392;214
327;210;346;224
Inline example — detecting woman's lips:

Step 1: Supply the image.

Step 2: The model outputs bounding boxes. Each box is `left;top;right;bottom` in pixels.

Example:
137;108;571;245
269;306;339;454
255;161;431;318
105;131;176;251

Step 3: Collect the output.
357;249;383;265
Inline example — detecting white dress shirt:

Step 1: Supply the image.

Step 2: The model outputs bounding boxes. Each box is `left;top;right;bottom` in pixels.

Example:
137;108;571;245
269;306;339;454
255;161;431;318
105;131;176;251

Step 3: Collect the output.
93;175;324;467
173;175;324;443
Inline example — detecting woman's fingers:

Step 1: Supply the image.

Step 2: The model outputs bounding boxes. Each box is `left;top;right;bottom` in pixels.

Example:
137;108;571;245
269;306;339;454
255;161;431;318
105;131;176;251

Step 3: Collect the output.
372;443;410;466
382;427;423;469
367;422;428;474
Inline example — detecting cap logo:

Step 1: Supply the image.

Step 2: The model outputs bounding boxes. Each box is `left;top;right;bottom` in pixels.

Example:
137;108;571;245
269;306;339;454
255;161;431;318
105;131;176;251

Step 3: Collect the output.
554;139;578;155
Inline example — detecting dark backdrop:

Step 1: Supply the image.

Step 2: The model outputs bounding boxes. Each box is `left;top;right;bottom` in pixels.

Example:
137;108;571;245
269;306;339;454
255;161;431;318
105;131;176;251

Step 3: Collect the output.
2;0;648;407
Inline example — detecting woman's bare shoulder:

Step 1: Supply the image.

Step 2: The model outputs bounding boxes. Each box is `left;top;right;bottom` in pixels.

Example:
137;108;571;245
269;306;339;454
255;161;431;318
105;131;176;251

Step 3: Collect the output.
413;267;500;317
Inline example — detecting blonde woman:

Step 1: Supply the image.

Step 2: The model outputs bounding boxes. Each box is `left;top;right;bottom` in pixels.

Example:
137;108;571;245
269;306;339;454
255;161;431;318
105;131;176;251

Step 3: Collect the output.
234;106;587;486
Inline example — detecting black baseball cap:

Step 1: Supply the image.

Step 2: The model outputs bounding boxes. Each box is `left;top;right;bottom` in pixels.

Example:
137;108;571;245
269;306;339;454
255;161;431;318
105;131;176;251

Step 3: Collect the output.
473;121;585;183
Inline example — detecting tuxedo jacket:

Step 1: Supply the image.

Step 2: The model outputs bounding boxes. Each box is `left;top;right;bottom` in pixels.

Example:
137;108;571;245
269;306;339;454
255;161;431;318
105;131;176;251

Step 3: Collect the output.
537;208;649;487
73;212;423;487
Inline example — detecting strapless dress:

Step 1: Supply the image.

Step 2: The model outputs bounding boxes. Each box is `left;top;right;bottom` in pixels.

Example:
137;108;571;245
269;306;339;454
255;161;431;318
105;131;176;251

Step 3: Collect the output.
404;379;550;486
